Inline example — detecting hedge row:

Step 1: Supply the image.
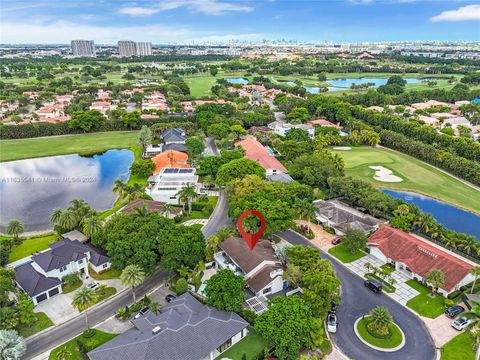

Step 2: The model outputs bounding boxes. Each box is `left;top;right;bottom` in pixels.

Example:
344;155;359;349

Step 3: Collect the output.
0;115;195;140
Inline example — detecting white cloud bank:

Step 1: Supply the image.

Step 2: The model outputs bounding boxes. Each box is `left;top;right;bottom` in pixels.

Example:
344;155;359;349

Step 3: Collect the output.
0;20;264;44
118;0;254;17
430;4;480;22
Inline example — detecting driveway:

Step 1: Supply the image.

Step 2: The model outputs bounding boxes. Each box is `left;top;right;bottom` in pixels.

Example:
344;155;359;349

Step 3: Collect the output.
202;189;231;238
24;269;172;360
35;292;77;325
277;229;436;360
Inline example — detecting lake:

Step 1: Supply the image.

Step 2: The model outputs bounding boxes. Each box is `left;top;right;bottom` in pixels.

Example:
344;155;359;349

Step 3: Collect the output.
381;189;480;240
226;78;249;85
285;77;425;93
0;149;134;233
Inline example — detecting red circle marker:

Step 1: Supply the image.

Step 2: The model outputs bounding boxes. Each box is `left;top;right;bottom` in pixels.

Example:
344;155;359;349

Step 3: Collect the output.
237;210;266;251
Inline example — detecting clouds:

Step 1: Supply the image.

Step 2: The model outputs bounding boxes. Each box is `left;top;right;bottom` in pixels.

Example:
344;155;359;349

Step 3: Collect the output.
0;20;264;44
430;4;480;22
118;0;254;17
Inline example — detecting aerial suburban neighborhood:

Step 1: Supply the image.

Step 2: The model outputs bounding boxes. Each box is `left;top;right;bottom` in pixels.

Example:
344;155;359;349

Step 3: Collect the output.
0;1;480;360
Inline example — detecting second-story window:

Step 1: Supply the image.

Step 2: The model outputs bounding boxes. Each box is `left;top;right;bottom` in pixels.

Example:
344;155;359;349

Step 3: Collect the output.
59;266;67;272
78;259;83;265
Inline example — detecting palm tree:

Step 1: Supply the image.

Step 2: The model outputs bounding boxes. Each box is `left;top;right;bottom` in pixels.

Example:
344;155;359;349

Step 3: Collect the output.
426;269;445;295
444;236;459;250
82;215;103;238
461;236;477;255
6;220;24;242
134;205;149;218
369;306;393;333
113;180;128;200
149;301;160;315
137;125;152;154
216;227;234;243
49;208;63;226
470;267;480;294
124;184;144;203
72;287;96;330
120;264;145;303
396;204;410;216
295;200;317;233
0;329;26;360
162;203;175;218
176;184;198;214
55;346;72;360
58;210;77;230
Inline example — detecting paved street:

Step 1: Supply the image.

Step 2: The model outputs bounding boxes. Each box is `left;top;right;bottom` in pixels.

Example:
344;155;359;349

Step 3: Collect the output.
23;269;172;360
277;229;436;360
202;189;231;238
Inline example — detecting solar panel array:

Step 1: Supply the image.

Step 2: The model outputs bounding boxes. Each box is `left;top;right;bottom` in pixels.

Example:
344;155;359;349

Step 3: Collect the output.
162;168;194;174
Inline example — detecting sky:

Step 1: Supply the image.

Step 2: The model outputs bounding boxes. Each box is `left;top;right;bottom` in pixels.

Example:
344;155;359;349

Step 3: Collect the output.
1;0;479;44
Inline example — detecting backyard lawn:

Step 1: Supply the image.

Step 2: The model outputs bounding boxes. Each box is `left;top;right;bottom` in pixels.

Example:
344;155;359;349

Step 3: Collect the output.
8;234;59;263
405;280;446;318
332;146;480;215
48;329;117;360
0;131;138;162
214;328;269;360
327;242;366;263
440;332;475;360
17;312;53;338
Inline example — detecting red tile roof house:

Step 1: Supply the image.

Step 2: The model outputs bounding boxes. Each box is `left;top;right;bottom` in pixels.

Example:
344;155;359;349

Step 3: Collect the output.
235;137;288;176
368;225;474;296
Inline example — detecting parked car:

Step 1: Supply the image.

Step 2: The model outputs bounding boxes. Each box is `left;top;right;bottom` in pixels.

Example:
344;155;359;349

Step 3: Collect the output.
86;281;100;291
134;307;150;319
327;312;338;333
165;294;176;303
364;280;382;293
452;317;471;331
331;237;341;245
330;300;338;312
445;305;465;319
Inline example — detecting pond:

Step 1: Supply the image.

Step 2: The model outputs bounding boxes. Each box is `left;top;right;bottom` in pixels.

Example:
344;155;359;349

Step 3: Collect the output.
226;78;249;85
284;77;426;93
381;189;480;240
0;149;134;233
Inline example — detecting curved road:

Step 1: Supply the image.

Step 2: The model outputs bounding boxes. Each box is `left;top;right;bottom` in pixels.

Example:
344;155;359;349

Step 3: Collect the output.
23;270;171;360
277;229;436;360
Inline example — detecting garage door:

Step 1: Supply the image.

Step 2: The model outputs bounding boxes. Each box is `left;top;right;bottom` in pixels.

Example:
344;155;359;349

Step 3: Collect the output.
48;287;60;297
35;293;48;303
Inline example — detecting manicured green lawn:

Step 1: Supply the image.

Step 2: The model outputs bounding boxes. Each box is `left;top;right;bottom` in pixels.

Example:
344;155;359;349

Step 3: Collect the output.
62;278;83;294
327;242;367;263
49;329;117;360
1;131;138;162
98;205;122;220
332;146;480;215
89;266;121;280
127;146;148;187
87;287;117;308
214;328;269;360
17;312;54;338
9;234;59;263
441;332;475;360
405;280;446;318
380;263;396;274
183;70;246;98
356;317;404;349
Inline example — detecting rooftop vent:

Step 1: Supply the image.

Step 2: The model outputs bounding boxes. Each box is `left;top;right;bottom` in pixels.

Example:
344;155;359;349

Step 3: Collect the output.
152;326;162;334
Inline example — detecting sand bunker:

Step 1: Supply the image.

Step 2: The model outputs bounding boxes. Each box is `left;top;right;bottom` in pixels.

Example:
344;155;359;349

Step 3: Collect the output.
333;146;352;150
369;166;403;183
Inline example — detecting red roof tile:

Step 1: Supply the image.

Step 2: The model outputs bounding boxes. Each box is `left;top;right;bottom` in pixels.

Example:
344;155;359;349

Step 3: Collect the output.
368;225;472;291
235;138;287;172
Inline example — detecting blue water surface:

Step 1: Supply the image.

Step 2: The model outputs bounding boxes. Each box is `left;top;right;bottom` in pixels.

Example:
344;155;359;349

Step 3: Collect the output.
0;149;134;232
284;77;426;93
381;189;480;240
226;78;249;85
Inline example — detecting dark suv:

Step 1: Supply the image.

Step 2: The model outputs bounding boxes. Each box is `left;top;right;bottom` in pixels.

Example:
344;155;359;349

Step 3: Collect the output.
445;305;465;318
364;280;382;293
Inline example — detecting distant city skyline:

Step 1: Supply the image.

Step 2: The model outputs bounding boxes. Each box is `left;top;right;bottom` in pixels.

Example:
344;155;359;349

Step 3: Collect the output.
1;0;480;44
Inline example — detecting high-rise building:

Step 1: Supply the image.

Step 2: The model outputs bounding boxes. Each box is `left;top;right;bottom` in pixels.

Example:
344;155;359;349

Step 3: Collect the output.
71;40;96;57
118;41;137;57
135;42;153;56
